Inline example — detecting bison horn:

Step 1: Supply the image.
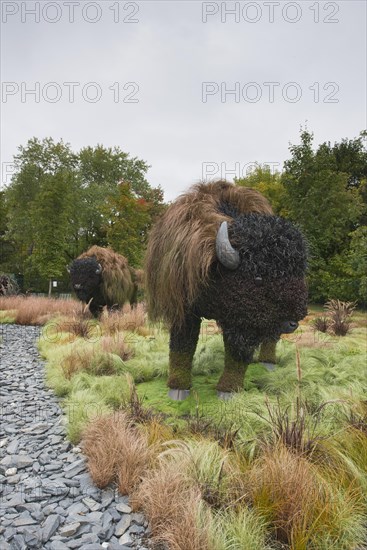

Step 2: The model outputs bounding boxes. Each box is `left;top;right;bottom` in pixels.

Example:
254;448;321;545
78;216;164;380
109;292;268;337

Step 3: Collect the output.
216;221;240;270
95;263;102;274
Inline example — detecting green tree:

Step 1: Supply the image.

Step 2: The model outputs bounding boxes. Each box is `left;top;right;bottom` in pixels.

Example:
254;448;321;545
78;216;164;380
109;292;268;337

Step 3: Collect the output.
345;226;367;305
282;130;365;302
3;138;165;290
103;182;155;267
235;164;287;216
0;191;15;273
331;131;367;189
78;145;164;247
5;138;79;288
30;171;75;295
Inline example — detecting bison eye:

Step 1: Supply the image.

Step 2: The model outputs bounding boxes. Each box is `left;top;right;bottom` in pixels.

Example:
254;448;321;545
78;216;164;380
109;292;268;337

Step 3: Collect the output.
254;276;263;286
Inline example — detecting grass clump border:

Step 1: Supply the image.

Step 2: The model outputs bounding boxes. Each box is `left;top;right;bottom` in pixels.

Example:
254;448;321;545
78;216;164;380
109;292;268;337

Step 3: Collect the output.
37;305;367;549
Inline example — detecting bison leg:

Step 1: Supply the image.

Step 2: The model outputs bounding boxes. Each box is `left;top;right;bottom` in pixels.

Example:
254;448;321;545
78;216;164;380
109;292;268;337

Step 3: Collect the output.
168;315;201;397
216;335;249;394
258;339;278;370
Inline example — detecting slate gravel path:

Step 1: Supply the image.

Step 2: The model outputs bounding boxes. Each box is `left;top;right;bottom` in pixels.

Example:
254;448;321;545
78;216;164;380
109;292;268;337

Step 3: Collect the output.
0;324;151;550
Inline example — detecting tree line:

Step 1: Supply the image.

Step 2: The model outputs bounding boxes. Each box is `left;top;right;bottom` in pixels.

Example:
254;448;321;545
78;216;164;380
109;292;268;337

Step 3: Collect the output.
0;131;366;304
236;130;366;305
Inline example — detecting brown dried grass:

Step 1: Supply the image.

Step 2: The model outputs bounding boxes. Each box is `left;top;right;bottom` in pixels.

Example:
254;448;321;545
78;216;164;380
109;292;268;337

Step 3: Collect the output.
131;462;209;550
82;411;154;493
54;312;94;339
61;348;95;379
281;321;333;349
100;303;147;335
61;346;128;379
100;334;133;361
0;295;81;325
248;444;348;547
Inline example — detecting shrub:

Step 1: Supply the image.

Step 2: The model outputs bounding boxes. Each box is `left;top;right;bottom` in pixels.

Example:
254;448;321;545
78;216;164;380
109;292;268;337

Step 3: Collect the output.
325;299;356;336
313;315;330;334
258;397;325;455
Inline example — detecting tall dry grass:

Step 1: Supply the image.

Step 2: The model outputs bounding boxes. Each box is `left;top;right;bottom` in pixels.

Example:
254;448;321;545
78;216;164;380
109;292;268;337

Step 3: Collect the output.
100;303;148;335
61;347;130;379
82;411;154;494
0;295;81;325
53;312;93;339
249;443;364;548
100;334;133;361
82;407;367;549
131;461;210;550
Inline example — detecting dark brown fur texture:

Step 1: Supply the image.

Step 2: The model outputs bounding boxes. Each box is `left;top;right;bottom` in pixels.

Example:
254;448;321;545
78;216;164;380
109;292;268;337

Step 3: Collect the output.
69;246;140;317
145;181;308;395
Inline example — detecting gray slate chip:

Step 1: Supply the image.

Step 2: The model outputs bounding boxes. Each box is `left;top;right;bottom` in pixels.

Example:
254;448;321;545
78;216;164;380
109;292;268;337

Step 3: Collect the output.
0;325;149;550
42;514;61;542
115;514;131;536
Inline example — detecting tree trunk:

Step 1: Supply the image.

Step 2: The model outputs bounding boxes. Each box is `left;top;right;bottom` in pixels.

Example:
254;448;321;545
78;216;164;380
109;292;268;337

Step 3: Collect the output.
48;279;52;298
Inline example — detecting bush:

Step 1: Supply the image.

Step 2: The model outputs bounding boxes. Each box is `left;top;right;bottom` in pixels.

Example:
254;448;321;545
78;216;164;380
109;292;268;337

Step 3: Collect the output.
326;299;356;336
313;315;330;334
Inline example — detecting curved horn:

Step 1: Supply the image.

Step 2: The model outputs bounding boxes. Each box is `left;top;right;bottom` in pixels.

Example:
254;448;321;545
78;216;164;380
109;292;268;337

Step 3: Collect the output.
66;264;71;273
216;221;240;270
95;263;102;275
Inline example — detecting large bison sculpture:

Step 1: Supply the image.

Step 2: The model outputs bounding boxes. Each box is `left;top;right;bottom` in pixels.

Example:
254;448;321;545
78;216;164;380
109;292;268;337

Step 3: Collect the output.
68;246;142;317
145;180;308;400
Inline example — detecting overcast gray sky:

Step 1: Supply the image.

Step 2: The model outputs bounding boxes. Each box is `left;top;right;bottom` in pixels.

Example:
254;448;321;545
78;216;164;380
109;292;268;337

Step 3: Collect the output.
1;0;366;200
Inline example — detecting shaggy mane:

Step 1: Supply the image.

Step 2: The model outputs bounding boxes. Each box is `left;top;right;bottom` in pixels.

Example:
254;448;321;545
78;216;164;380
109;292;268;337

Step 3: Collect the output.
78;246;135;305
145;180;273;326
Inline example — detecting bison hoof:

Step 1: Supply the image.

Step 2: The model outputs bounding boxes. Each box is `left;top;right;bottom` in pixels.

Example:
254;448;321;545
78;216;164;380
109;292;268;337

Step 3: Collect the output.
168;389;190;401
217;391;234;401
261;362;276;371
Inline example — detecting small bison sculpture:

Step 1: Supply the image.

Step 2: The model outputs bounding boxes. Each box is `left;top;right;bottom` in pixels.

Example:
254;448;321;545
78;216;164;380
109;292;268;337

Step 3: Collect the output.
145;180;308;400
68;246;141;317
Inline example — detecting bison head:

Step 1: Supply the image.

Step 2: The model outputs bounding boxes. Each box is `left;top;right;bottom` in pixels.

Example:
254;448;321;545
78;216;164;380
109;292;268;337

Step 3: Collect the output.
203;213;308;361
68;257;102;303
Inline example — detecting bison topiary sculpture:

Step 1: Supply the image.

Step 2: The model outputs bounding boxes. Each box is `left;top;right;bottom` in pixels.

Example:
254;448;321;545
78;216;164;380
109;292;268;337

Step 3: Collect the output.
68;246;142;317
145;180;308;400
